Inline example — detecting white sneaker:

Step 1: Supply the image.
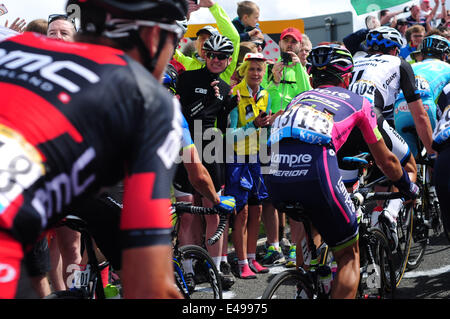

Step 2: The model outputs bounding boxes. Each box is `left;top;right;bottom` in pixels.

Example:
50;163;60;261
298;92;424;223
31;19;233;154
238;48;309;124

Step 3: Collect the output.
372;209;398;250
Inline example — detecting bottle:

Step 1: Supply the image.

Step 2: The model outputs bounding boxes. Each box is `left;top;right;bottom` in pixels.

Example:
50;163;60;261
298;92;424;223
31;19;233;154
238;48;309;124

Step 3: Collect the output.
104;284;121;299
318;265;332;296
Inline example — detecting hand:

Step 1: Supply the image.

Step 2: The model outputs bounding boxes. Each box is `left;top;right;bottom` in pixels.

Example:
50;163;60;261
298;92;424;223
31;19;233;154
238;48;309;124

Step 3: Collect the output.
198;0;215;8
210;80;220;97
187;1;200;19
248;28;264;40
272;62;284;84
393;168;420;200
267;110;284;126
214;196;236;214
5;17;26;33
287;51;301;66
403;6;410;12
253;111;270;128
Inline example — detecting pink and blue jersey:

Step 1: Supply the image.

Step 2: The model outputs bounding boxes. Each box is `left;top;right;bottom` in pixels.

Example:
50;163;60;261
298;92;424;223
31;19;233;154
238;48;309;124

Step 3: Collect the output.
269;86;381;150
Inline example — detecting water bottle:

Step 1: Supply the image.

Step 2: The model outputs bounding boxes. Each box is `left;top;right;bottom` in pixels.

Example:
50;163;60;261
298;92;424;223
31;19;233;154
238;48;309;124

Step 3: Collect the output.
318;265;332;296
104;284;121;299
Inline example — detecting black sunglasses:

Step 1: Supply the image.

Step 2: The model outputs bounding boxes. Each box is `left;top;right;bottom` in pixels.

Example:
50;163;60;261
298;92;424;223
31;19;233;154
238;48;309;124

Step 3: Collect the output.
206;52;230;60
48;14;77;31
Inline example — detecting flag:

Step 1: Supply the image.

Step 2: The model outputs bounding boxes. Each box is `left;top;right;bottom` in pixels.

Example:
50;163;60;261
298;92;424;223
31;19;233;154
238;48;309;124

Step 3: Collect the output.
350;0;411;15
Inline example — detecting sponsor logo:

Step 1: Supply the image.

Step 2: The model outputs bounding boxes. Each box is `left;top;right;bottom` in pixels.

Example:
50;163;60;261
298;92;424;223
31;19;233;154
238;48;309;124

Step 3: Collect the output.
269;169;309;177
0;263;17;283
271;153;312;167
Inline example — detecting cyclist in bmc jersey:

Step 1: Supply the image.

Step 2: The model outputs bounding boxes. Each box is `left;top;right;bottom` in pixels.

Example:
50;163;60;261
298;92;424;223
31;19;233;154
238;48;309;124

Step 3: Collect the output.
395;35;450;157
349;26;436;157
266;44;419;299
0;0;190;299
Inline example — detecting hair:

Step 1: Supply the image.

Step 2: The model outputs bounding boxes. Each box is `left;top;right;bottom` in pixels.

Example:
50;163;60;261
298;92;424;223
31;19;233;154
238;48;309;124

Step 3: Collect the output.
25;19;48;34
405;24;426;42
237;41;258;66
301;33;312;49
426;28;445;37
237;1;259;19
237;58;266;79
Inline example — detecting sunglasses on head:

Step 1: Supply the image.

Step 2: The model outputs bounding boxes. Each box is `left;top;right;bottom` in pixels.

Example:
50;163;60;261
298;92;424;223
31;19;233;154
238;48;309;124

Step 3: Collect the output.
48;14;77;30
206;52;230;60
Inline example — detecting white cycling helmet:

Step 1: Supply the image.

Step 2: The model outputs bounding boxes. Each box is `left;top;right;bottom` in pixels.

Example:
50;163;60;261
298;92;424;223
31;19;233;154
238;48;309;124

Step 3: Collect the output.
202;34;234;55
366;26;405;51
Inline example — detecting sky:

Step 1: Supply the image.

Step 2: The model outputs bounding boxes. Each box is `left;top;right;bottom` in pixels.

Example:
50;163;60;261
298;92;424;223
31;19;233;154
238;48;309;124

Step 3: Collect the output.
0;0;446;32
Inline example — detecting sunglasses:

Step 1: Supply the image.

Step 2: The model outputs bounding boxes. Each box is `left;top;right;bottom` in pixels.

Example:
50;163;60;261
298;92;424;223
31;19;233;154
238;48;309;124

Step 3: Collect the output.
206;52;230;60
48;14;77;31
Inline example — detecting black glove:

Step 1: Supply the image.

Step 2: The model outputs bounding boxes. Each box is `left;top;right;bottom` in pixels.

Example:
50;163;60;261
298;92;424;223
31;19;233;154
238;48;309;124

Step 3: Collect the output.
404;6;410;12
393;167;420;200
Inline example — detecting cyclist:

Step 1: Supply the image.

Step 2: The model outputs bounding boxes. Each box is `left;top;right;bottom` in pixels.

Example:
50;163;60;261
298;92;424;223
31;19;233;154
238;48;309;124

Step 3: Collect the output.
395;34;450;157
0;0;195;299
266;44;419;299
349;26;436;157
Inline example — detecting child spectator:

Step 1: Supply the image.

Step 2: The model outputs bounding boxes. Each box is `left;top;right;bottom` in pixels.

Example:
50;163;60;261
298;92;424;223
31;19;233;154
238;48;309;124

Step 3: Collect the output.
232;1;264;42
24;19;48;34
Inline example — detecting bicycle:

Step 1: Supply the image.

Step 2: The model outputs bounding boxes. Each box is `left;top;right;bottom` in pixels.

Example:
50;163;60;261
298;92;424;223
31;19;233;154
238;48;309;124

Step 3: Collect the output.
342;153;414;291
170;201;230;299
401;126;447;270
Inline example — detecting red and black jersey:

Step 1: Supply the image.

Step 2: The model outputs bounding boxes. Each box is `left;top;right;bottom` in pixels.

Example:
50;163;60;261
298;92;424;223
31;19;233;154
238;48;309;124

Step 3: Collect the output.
0;32;182;249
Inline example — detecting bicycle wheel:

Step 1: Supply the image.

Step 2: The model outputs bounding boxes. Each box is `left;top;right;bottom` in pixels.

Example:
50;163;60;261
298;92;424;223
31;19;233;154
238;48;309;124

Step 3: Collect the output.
389;203;413;287
407;190;428;270
358;228;395;299
178;245;222;299
262;269;315;299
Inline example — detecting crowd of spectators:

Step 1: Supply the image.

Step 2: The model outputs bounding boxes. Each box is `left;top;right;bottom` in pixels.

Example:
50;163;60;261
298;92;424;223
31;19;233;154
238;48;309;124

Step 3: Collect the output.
3;0;449;295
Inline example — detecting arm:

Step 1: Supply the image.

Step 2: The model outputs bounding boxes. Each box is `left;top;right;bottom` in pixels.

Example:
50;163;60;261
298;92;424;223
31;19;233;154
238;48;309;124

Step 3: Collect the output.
367;138;403;181
342;29;370;56
380;10;403;25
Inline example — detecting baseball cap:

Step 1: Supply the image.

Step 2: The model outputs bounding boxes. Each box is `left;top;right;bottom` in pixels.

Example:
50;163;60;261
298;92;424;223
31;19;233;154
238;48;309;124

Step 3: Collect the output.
243;52;267;61
280;27;302;42
196;25;219;36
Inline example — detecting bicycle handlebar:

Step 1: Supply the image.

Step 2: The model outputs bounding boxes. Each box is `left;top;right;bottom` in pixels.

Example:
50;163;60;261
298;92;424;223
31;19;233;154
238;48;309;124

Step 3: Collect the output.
172;202;229;246
351;188;404;206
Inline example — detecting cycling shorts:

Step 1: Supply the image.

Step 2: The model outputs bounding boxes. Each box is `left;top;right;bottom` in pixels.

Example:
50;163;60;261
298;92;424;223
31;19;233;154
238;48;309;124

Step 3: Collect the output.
224;156;268;213
394;96;437;157
434;145;450;236
266;139;359;251
24;237;50;277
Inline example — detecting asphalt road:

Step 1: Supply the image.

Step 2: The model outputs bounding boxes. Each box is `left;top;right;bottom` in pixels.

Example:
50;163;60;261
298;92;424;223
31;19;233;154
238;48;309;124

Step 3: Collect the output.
223;232;450;299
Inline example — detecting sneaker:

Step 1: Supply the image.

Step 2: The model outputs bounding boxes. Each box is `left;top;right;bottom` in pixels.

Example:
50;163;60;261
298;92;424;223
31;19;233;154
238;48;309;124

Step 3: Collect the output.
184;272;196;294
262;245;286;266
248;259;269;273
239;264;257;279
285;245;296;268
372;208;398;250
219;262;235;290
280;238;291;255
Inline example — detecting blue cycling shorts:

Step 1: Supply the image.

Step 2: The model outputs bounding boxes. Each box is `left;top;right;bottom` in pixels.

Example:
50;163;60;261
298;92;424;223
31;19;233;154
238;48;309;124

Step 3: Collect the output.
266;139;359;251
394;96;437;157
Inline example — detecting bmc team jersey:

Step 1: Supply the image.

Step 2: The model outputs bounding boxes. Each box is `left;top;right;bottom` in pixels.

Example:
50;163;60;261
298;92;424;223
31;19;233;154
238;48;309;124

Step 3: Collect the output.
0;32;182;249
395;58;450;155
349;53;419;121
269;86;381;151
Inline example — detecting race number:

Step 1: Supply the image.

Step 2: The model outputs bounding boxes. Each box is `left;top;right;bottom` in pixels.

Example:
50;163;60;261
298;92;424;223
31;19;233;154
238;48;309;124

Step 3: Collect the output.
72;264;91;288
433;105;450;144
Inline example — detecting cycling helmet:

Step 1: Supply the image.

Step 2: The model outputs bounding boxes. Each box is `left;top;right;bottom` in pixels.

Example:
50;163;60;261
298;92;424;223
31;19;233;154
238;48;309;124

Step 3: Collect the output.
307;44;354;79
203;34;234;55
163;63;179;95
366;26;405;52
421;35;450;58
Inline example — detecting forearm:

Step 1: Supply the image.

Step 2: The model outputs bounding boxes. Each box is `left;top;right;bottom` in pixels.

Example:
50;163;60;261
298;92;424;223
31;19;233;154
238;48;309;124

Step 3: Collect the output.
409;100;436;154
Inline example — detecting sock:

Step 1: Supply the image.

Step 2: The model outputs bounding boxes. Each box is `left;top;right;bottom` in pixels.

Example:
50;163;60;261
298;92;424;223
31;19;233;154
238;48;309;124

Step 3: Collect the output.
212;256;222;271
221;255;228;263
100;264;109;288
385;199;403;220
271;242;280;250
238;259;248;273
247;253;256;263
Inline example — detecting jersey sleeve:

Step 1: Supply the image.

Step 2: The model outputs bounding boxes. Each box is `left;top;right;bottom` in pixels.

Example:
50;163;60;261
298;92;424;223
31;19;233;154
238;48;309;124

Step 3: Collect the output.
358;97;382;144
120;89;183;250
399;58;421;103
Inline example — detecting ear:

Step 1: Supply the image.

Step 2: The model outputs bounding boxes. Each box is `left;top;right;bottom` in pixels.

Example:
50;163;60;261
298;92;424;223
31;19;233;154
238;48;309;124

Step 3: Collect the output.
140;26;160;56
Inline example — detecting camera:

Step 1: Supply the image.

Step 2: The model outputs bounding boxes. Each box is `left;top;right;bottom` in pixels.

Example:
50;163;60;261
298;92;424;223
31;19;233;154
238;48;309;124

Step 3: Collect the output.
280;52;292;65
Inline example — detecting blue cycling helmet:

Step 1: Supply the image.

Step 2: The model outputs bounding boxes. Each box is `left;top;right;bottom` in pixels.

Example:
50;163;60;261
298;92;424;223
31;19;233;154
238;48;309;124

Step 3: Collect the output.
366;26;405;52
421;35;450;58
307;44;354;80
162;63;179;95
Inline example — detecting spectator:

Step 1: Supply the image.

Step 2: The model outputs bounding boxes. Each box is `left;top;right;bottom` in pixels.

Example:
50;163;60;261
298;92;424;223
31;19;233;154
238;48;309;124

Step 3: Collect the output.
46;13;81;294
395;18;409;43
47;14;77;42
406;1;440;32
232;1;264;42
225;53;272;279
24;19;48;34
299;33;312;67
342;15;381;57
260;26;312;267
175;34;238;289
173;0;240;85
379;8;407;27
400;24;426;59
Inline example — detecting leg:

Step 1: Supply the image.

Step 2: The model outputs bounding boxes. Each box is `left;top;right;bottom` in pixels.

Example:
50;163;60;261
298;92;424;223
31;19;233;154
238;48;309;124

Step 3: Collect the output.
330;242;360;299
55;226;82;287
